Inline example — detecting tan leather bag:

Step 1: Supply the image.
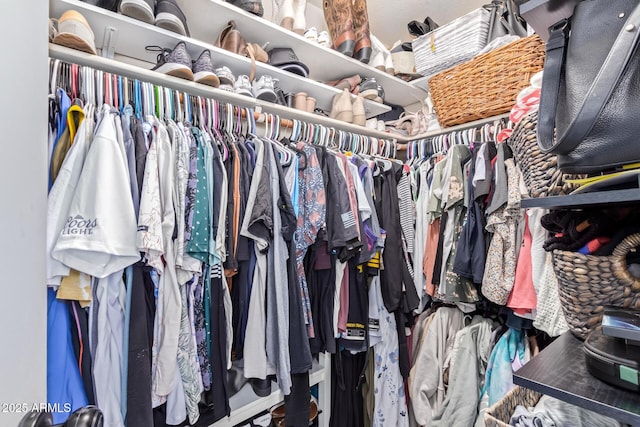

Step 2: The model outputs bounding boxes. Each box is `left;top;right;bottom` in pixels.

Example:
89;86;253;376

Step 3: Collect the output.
214;20;268;81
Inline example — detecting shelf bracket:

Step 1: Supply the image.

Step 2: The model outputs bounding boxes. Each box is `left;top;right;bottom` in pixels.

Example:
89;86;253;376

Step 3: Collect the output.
101;26;118;60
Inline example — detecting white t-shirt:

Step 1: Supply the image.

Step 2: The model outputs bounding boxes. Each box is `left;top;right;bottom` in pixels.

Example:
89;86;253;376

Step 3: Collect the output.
52;105;139;278
47;103;94;287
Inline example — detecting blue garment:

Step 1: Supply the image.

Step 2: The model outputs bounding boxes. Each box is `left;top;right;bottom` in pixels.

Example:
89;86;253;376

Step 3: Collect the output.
483;328;528;406
47;288;88;424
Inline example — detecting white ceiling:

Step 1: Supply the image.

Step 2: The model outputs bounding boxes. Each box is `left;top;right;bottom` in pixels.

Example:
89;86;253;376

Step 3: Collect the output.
302;0;489;47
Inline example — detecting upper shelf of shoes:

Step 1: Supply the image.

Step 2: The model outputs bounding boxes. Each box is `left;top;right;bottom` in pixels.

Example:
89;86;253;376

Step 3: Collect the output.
50;0;393;119
174;0;429;106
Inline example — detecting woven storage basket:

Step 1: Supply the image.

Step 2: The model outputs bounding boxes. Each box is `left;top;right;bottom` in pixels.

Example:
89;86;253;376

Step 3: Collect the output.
412;8;490;78
507;111;584;198
485;386;542;427
428;35;545;127
553;233;640;340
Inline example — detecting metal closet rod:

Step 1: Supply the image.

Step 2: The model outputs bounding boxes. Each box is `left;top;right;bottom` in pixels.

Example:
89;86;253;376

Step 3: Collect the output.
48;43;401;144
397;113;511;149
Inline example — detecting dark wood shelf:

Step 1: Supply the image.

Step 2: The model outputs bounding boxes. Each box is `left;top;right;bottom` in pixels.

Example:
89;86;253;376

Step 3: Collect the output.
514;332;640;426
521;188;640;209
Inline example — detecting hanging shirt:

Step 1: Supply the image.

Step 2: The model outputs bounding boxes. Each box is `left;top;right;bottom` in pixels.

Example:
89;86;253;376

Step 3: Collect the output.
295;143;326;337
370;276;409;427
92;272;127;427
52;104;139;278
241;138;274;380
47;103;95;289
138;117;181;408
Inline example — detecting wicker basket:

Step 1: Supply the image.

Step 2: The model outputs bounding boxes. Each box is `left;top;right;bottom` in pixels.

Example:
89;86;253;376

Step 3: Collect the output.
553;233;640;340
507;112;584;198
485;386;542;427
428;35;545;127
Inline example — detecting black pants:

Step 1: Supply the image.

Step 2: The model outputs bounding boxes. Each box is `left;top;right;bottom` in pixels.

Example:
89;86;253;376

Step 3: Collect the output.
284;372;311;427
330;351;366;427
127;262;155;427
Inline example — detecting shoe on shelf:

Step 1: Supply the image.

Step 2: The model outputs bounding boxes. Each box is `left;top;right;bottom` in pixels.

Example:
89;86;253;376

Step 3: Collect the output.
304;27;318;43
278;0;294;30
52;10;97;55
292;0;307;34
374;85;385;103
252;75;278;103
147;41;194;80
365;118;377;129
225;0;264;17
317;30;331;48
49;18;57;42
214;66;235;86
371;35;394;74
325;74;361;94
155;0;190;36
234;75;254;97
119;0;155;24
219;84;234;93
323;0;356;56
192;50;220;87
359;77;384;103
274;86;287;106
294;92;307;111
285;92;296;108
81;0;120;12
330;89;353;123
306;96;316;113
352;0;371;63
352;95;366;126
359;77;378;99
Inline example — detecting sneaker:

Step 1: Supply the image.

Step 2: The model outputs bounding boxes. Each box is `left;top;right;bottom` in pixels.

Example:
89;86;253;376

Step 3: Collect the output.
219;84;234;93
360;78;384;103
147;41;194;80
193;50;220;87
234;75;254;97
119;0;155;24
215;66;235;86
252;75;278;103
52;10;97;55
359;77;378;100
155;0;190;36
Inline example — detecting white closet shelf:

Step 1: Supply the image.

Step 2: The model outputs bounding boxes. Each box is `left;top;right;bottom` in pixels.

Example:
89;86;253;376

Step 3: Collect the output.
50;0;390;119
173;0;428;107
213;354;330;426
49;44;406;143
410;76;430;92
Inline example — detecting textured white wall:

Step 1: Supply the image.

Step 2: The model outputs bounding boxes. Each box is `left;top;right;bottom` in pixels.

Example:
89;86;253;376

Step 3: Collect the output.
0;1;48;425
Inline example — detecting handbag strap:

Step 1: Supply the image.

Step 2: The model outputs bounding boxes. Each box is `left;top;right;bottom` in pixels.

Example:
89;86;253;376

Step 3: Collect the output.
537;6;640;154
